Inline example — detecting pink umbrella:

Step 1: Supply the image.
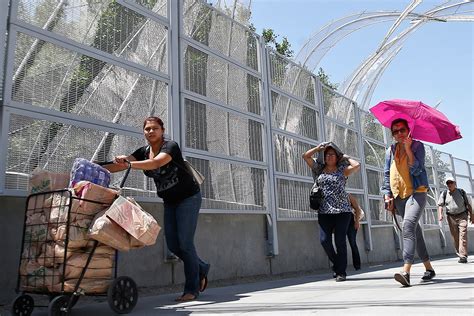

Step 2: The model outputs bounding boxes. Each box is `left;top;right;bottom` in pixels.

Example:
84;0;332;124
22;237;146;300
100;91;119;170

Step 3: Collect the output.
370;99;462;144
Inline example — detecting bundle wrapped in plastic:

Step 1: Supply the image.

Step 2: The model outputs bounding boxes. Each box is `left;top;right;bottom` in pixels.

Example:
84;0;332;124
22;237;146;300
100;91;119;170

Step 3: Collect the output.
69;158;111;188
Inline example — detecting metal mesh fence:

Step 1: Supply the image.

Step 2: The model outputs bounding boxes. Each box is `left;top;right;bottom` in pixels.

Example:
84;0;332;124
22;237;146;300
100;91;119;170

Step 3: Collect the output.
322;86;355;127
1;0;473;231
17;0;168;74
130;0;168;17
273;134;312;177
271;91;319;140
187;156;267;211
184;98;264;162
183;0;258;71
268;51;315;104
183;45;261;115
12;33;168;128
276;178;316;220
6;113;155;197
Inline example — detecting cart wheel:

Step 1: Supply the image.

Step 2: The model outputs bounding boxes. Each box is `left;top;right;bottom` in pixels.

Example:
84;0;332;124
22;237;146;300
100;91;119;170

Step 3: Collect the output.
48;295;70;316
11;294;34;316
107;276;138;314
49;294;79;308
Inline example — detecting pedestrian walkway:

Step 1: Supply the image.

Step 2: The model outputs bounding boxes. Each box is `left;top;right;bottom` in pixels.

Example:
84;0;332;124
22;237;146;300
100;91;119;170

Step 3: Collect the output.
29;256;474;315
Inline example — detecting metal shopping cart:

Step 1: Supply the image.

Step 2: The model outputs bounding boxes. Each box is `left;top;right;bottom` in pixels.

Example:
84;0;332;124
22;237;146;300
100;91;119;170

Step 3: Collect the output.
11;163;137;316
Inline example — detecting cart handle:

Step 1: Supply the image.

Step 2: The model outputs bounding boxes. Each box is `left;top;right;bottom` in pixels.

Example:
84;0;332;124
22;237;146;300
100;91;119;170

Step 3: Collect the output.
96;160;132;189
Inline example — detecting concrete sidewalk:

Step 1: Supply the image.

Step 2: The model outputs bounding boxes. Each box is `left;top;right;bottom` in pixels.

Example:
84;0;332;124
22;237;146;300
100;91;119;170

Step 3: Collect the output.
15;256;474;315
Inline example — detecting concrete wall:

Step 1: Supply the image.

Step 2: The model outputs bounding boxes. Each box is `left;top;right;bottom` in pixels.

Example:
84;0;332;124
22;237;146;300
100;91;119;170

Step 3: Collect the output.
2;196;472;304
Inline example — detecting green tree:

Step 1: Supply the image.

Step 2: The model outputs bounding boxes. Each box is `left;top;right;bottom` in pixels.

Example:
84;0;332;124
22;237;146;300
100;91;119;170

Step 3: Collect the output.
317;67;338;90
260;28;293;57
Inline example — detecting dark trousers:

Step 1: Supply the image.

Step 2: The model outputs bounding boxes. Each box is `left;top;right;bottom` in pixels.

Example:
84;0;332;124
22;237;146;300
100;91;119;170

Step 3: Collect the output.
318;212;352;276
347;215;361;270
164;192;210;296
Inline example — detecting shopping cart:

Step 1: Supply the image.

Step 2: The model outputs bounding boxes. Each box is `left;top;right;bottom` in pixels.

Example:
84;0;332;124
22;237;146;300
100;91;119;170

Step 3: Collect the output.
11;163;137;316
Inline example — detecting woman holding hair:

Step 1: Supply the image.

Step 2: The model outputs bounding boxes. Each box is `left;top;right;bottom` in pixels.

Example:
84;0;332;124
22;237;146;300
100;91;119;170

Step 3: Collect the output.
105;116;210;302
303;141;360;281
381;118;435;287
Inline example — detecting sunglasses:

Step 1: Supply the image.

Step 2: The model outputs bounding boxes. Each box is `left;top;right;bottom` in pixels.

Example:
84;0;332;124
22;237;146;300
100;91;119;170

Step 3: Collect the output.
391;127;407;136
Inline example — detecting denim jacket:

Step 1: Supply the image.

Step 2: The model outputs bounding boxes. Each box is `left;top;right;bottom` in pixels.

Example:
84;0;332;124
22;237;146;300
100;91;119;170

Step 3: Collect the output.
380;139;429;197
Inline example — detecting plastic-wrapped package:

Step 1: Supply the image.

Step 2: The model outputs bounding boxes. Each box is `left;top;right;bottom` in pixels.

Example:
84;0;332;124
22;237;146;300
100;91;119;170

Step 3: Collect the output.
69;158;111;188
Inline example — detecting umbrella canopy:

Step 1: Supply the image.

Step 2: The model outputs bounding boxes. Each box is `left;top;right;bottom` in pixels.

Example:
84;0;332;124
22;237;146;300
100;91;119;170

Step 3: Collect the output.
370;99;462;144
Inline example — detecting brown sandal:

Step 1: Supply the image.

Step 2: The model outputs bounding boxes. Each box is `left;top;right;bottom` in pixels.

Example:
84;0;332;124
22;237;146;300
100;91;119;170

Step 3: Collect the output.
175;293;197;302
199;275;208;292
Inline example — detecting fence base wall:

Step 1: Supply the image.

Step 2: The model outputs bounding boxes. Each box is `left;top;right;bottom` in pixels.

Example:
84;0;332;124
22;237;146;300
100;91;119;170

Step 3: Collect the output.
1;197;472;304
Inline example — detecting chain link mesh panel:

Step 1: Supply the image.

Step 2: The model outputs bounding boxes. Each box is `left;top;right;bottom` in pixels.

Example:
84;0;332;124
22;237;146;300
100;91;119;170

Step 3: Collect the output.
12;32;168;128
187;157;267;211
276;178;316;220
185;98;264;162
360;110;384;142
130;0;168;18
268;51;315;104
325;121;359;158
346;171;363;190
322;86;355;127
17;0;168;74
424;144;433;166
183;0;258;71
369;198;392;225
453;158;470;176
455;176;473;194
273;134;312;177
271;91;319;140
183;45;261;115
6;114;155;197
366;169;382;196
426;166;435;185
433;150;452;171
364;140;385;168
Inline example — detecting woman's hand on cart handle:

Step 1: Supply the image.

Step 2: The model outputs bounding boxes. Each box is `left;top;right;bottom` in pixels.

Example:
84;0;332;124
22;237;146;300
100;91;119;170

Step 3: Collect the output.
114;156;132;169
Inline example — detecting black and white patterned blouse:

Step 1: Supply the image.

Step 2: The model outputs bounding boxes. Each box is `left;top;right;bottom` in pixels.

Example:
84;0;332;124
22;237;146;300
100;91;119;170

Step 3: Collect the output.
313;162;352;215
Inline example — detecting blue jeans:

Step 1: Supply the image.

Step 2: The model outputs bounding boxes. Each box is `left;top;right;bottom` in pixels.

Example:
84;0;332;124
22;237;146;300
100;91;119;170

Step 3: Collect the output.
347;215;361;270
394;192;430;264
164;192;210;296
318;212;352;276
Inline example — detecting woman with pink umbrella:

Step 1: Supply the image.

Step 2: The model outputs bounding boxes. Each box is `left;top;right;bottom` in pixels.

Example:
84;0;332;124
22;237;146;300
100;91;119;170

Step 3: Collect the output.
372;99;461;287
381;118;436;287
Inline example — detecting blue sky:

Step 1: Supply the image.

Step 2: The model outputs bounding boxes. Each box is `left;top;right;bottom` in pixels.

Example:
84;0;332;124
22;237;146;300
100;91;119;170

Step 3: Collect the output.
250;0;473;164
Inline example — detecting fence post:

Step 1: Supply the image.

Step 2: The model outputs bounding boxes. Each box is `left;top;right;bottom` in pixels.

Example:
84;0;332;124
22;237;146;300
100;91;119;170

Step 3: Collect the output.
354;106;373;251
169;0;181;143
260;42;279;256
